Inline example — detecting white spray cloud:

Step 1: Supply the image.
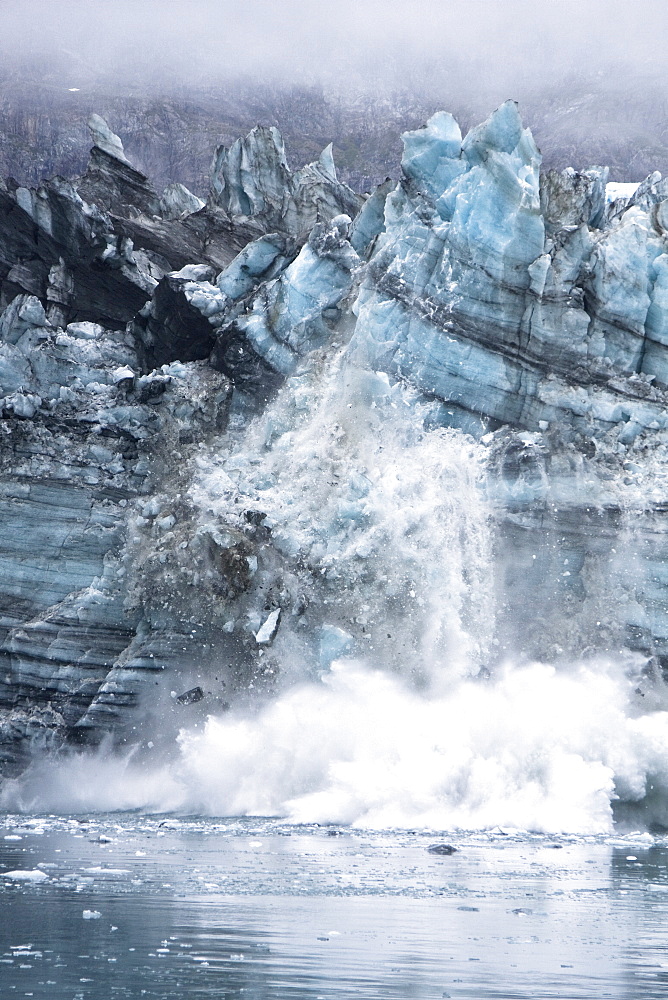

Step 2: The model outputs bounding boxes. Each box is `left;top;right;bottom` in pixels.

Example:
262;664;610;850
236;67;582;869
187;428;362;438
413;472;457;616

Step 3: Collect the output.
4;655;668;834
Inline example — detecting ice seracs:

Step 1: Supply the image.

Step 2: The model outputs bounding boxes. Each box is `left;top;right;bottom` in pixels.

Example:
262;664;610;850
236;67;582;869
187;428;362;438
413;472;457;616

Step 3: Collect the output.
210;126;292;226
159;182;205;221
349;101;668;435
210;125;362;235
87;114;132;165
211;214;359;396
79;114;162;218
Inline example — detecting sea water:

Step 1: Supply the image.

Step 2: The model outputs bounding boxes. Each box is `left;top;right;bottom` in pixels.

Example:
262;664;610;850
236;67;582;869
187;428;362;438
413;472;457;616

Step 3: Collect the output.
1;816;667;999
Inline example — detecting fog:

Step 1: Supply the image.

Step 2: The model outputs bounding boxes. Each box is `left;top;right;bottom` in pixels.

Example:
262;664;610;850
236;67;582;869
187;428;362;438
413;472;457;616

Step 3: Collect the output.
2;0;668;191
2;0;668;102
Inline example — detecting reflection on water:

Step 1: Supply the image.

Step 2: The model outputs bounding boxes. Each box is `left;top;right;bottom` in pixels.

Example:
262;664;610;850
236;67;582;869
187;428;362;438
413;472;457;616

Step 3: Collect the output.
1;817;667;998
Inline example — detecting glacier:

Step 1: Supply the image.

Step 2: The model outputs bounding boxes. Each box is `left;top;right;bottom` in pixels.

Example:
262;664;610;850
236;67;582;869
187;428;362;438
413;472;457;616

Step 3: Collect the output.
1;102;668;832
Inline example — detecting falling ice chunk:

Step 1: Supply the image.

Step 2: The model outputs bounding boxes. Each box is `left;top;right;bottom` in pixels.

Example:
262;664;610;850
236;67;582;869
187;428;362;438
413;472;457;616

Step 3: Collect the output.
319;625;353;670
255;608;281;645
82;910;102;919
176;686;204;706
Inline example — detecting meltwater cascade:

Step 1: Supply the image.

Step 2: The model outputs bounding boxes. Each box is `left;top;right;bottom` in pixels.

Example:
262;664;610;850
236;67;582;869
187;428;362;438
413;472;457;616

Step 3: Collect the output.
3;345;668;835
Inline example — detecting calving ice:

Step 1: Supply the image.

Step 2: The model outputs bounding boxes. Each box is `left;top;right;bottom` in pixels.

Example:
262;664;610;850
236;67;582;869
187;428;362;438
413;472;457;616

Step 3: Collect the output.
1;103;668;834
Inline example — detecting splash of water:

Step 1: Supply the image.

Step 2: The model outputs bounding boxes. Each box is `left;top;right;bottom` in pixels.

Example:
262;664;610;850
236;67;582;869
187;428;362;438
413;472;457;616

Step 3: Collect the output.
4;655;668;833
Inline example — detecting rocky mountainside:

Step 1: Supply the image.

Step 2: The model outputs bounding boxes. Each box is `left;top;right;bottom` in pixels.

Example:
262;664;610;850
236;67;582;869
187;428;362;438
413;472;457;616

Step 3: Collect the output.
3;70;668;198
2;104;668;773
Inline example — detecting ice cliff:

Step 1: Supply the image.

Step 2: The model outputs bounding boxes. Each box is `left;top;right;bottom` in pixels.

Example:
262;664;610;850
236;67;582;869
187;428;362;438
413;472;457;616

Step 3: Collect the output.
2;106;668;770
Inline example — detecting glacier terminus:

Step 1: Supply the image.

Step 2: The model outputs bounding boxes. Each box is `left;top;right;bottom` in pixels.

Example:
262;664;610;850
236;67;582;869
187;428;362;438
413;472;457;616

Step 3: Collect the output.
0;103;668;837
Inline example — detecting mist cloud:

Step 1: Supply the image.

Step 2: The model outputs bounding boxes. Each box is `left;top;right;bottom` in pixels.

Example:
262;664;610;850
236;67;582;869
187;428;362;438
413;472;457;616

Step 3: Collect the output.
2;0;668;99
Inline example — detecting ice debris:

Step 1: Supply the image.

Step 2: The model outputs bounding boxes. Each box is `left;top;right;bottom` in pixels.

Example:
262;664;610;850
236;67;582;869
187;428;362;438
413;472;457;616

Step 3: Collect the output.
255;609;281;646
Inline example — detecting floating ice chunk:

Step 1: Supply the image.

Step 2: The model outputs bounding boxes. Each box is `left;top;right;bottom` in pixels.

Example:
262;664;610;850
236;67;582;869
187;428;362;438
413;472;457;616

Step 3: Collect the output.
3;834;22;840
2;869;48;881
82;909;102;919
255;608;281;645
83;867;130;874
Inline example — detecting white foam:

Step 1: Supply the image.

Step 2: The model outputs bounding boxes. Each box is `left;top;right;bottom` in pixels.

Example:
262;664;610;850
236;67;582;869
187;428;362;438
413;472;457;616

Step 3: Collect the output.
171;657;668;833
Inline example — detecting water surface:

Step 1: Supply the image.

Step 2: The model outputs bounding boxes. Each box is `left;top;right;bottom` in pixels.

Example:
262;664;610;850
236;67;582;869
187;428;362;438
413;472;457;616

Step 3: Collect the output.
1;816;667;998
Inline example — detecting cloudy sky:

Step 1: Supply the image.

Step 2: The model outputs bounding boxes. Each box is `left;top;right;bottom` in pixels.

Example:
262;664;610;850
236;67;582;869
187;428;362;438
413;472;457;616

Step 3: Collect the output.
2;0;667;98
